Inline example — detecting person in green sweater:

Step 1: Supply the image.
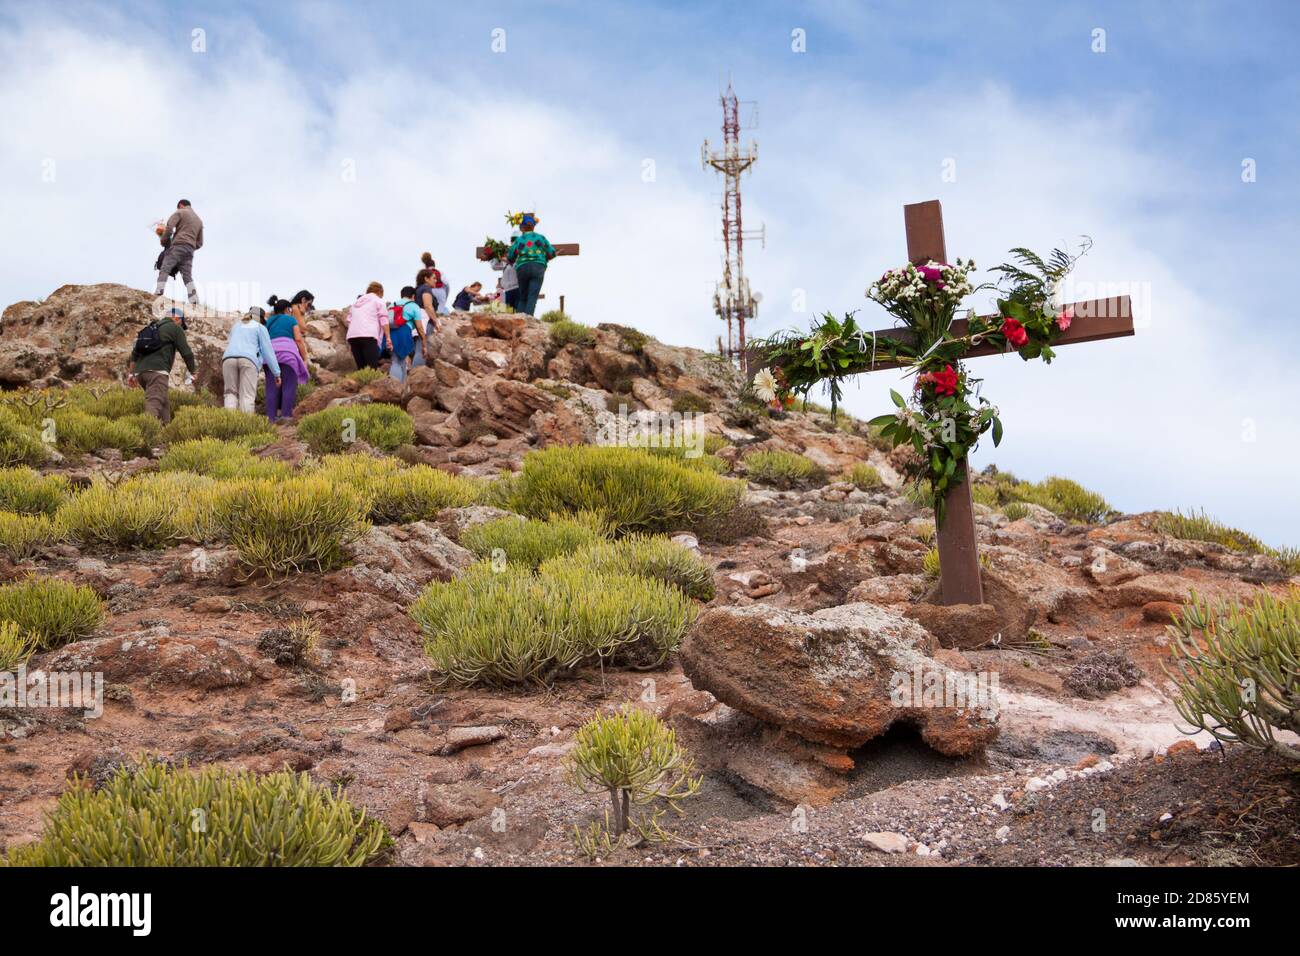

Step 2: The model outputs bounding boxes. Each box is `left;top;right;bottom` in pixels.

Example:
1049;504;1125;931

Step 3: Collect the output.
126;308;196;424
506;213;556;316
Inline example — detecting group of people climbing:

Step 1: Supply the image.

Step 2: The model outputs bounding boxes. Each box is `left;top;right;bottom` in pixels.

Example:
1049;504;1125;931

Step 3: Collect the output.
141;201;560;425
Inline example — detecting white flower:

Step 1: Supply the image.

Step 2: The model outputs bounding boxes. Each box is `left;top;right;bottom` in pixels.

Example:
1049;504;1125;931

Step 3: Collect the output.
752;368;778;403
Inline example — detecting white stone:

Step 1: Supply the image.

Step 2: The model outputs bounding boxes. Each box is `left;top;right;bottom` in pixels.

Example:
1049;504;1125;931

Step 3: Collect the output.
862;831;909;854
995;825;1011;841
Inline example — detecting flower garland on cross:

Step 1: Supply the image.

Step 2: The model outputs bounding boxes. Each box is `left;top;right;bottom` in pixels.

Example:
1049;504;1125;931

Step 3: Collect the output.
750;242;1090;526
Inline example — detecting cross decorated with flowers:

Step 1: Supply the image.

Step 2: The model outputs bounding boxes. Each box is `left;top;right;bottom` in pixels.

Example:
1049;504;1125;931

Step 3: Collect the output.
753;200;1133;606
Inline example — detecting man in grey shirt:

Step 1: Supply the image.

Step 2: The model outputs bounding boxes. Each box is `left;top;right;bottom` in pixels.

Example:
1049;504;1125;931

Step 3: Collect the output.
155;199;203;305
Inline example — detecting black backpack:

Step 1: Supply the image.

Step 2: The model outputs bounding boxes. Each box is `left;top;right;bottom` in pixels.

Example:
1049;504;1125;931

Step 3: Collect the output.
133;320;165;357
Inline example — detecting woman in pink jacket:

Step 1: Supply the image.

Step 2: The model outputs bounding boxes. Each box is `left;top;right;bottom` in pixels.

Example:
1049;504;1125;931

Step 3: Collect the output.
344;281;392;370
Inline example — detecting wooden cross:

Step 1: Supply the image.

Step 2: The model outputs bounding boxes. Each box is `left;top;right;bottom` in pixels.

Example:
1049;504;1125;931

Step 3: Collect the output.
879;200;1134;605
476;243;580;260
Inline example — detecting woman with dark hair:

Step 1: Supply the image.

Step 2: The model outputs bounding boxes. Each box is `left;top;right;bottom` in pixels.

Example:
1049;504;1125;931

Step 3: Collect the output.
421;252;449;315
288;289;315;328
343;281;390;370
263;294;311;422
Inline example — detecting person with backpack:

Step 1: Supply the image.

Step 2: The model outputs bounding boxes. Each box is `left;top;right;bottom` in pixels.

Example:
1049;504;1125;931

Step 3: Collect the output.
507;213;556;316
127;307;196;424
154;199;204;306
344;282;391;370
388;286;425;383
222;307;281;414
263;295;310;422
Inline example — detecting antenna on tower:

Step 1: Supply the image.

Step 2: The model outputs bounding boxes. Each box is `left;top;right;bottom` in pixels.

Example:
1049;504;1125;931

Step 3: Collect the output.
701;81;763;374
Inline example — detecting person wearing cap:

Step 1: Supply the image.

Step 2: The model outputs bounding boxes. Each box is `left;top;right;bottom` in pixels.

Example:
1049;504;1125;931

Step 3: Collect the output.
222;307;281;415
127;307;196;424
506;213;556;316
155;199;204;306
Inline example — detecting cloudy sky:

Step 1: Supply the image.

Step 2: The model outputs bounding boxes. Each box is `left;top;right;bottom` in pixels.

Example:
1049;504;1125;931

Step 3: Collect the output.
1;1;1297;546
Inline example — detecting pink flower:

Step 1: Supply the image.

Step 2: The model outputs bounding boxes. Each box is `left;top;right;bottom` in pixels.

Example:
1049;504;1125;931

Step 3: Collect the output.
1056;307;1074;331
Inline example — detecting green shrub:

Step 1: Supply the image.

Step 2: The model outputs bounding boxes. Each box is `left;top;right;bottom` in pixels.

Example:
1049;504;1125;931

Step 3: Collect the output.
0;512;57;561
0;620;37;671
644;435;730;474
462;513;608;569
0;467;71;515
310;454;480;523
539;310;570;324
1153;509;1299;573
50;410;151;456
161;406;276;446
670;392;712;414
847;463;882;491
158;438;290;481
922;547;941;579
549;534;715;601
974;471;1112;523
297;404;415;454
503;446;744;536
1002;501;1031;522
411;562;697;686
63;385;144;420
1167;589;1300;763
0;576;104;651
743;449;826;489
215;477;368;576
549;319;594;348
1;759;390;867
346;367;386;386
0;408;50;467
1153;509;1266;553
568;706;700;845
56;478;184;550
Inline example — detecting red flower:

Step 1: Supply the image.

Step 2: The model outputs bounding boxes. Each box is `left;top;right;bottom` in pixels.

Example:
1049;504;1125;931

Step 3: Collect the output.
1056;307;1073;331
1001;317;1029;348
919;364;959;396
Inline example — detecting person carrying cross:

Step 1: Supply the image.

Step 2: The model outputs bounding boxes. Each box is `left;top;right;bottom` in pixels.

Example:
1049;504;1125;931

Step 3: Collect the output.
507;213;556;317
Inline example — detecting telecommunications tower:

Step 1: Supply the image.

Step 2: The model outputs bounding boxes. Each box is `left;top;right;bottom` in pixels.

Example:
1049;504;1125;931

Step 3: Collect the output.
702;82;764;372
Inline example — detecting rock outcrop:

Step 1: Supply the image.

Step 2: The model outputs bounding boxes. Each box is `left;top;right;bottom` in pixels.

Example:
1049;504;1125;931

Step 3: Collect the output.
680;602;999;756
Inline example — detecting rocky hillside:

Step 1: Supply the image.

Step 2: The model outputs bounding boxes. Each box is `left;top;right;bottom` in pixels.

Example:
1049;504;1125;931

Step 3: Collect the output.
0;285;1295;867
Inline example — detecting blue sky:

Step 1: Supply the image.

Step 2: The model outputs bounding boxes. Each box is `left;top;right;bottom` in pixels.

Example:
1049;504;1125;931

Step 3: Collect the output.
1;1;1298;546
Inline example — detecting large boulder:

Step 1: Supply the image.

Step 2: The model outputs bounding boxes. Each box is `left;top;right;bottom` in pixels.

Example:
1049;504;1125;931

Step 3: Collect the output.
680;602;998;756
0;284;229;392
448;378;556;443
43;628;254;689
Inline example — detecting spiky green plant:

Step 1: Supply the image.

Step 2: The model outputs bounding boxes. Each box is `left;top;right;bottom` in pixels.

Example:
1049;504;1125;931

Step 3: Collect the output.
503;445;744;536
214;477;369;576
0;467;71;515
973;472;1112;523
0;408;50;468
310;454;481;523
549;534;715;601
411;562;697;687
48;410;151;456
462;513;608;569
922;546;942;579
160;406;277;446
1166;589;1300;763
0;576;104;651
0;620;38;670
158;437;291;480
297;404;416;454
568;706;700;840
56;477;185;549
345;367;386;386
847;462;882;491
539;309;570;324
548;318;594;348
743;449;826;489
1002;501;1031;522
0;512;57;561
0;759;391;867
